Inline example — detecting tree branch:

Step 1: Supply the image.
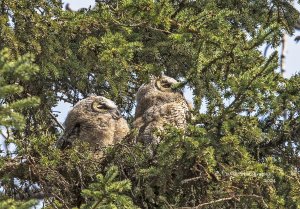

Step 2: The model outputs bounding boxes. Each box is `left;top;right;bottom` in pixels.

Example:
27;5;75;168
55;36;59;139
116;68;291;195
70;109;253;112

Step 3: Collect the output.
178;194;268;208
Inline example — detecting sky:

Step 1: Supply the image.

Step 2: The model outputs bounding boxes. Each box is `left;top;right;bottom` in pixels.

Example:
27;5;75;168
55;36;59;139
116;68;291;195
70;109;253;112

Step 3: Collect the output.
63;0;95;10
284;33;300;77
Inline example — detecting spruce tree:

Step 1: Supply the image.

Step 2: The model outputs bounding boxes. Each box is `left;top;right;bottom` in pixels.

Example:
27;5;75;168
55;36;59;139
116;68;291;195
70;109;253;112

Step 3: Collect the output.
0;0;300;208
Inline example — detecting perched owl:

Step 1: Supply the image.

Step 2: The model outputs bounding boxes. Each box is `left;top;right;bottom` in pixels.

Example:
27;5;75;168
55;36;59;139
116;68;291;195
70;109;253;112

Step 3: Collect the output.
57;96;129;151
133;75;190;145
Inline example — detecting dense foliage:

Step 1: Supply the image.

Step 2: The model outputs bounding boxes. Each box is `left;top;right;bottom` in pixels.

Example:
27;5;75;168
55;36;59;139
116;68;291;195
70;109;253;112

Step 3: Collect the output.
0;0;300;208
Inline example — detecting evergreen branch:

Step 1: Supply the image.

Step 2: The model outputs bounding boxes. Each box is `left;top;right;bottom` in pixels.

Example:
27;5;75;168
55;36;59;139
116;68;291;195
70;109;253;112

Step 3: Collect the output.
111;17;200;34
146;26;172;34
222;52;277;117
26;93;64;130
0;157;29;179
169;19;199;34
112;18;172;34
91;199;102;209
170;0;188;18
246;27;277;50
111;19;147;27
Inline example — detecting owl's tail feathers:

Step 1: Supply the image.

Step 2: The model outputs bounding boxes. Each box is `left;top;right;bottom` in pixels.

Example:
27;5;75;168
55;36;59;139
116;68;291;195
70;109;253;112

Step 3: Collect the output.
56;135;72;150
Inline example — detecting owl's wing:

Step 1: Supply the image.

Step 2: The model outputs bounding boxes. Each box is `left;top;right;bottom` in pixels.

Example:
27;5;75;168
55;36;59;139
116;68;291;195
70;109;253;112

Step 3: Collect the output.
56;123;81;149
113;118;130;144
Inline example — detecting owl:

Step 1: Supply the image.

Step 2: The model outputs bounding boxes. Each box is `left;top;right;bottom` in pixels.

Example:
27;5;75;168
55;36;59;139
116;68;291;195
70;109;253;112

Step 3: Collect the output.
57;96;129;151
133;75;190;145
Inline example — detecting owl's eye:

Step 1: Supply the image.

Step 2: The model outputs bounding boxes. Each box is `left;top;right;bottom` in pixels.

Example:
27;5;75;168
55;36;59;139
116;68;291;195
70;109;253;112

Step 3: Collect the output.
97;104;106;109
156;79;173;92
160;81;172;88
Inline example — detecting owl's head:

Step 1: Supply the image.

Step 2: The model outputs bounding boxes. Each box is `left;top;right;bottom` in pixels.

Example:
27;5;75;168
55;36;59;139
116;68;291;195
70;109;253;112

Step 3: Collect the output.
134;75;187;118
154;75;181;93
91;96;122;119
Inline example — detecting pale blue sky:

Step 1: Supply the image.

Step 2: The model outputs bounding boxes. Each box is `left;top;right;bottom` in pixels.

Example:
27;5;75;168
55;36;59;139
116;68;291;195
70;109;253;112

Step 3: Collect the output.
284;33;300;77
63;0;95;10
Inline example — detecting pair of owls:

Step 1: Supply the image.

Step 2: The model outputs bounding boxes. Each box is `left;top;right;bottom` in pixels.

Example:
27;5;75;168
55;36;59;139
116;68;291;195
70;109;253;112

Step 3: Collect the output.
57;76;190;151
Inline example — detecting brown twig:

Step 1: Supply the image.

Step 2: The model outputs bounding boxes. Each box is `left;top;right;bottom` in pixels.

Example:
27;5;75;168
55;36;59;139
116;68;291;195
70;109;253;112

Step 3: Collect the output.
178;194;268;209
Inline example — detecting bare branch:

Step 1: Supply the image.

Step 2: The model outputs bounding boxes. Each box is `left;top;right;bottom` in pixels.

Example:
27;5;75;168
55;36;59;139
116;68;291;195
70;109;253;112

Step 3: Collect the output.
178;194;268;209
49;111;65;131
178;197;234;209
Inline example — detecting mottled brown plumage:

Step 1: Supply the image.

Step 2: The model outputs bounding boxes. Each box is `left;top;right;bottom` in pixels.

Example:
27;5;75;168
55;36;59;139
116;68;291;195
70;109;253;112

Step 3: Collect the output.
133;75;190;145
57;96;129;151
